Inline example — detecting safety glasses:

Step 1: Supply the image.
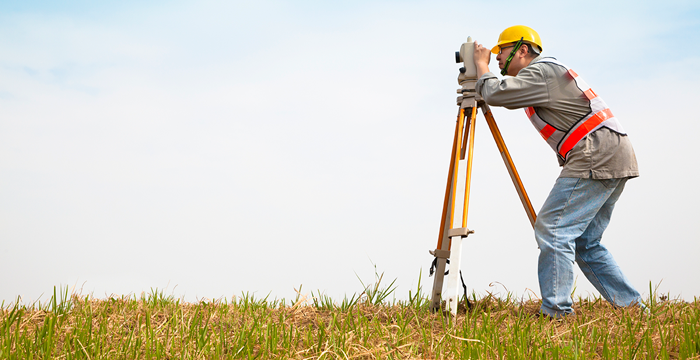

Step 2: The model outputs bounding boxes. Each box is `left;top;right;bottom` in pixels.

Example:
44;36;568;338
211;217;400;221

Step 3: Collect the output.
497;44;516;55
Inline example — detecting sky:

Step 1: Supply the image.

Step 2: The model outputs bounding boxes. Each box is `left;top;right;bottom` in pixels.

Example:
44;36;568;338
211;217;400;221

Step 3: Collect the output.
2;0;699;305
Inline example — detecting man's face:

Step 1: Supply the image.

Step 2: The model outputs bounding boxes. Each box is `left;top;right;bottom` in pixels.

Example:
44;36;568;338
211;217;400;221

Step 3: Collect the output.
495;43;517;70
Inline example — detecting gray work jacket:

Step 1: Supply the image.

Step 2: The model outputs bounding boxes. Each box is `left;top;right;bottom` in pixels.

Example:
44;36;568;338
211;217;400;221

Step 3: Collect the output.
475;55;639;179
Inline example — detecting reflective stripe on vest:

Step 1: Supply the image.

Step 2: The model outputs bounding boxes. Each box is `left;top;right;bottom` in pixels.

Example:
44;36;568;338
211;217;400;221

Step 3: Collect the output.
524;58;626;161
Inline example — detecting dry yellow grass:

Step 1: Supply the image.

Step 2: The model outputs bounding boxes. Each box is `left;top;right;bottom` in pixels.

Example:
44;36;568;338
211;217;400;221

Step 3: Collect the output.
1;287;699;359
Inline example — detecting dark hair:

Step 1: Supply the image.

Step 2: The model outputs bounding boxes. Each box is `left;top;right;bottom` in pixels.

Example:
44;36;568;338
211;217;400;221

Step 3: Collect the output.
523;43;541;57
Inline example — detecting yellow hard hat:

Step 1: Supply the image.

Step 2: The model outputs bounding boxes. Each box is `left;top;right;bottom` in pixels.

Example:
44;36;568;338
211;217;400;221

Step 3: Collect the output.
490;25;542;54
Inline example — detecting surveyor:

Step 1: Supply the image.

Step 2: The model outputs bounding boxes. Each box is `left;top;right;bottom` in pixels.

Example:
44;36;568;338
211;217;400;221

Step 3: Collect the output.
472;25;642;318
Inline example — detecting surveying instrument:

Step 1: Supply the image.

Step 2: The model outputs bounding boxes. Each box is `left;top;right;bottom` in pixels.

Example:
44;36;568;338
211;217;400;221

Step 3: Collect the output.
428;37;538;316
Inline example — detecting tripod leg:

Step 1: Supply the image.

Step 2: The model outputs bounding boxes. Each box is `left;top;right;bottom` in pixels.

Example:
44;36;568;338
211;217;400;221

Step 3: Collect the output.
436;108;464;251
459;108;472;160
447;109;467;232
431;108;466;313
445;106;478;316
461;106;478;228
480;104;538;229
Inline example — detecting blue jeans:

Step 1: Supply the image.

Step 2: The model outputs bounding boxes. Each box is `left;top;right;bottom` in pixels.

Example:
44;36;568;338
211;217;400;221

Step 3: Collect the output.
535;177;641;317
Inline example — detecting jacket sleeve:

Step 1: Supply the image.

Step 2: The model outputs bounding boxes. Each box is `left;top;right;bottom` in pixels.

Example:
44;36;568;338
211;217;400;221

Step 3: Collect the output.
475;64;550;110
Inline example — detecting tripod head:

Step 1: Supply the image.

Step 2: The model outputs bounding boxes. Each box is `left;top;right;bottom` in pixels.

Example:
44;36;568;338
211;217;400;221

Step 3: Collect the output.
455;36;481;108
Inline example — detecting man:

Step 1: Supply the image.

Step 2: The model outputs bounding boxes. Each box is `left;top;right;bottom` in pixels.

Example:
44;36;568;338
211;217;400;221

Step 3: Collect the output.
472;25;642;318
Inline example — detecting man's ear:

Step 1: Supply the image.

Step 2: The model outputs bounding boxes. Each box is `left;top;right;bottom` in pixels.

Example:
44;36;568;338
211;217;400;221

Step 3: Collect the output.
518;44;529;58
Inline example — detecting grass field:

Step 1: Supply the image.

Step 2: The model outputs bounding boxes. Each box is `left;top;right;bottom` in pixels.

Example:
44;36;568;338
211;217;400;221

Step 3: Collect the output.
2;280;699;359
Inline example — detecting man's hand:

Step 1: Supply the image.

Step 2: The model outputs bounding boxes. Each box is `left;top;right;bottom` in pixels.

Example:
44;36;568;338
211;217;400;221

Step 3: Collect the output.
473;41;491;78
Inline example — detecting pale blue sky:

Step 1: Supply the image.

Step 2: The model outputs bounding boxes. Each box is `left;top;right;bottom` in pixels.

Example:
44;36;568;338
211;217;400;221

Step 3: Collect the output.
2;0;699;304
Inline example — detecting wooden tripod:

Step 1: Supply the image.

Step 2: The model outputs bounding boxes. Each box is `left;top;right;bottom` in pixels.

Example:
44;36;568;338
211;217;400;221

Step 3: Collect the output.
429;94;538;315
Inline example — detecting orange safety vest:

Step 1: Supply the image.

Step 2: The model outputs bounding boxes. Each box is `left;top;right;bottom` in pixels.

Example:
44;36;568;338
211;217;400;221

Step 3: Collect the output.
524;58;626;162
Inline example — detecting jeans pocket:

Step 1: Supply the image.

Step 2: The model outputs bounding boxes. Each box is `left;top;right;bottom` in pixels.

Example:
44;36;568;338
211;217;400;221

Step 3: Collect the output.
598;178;619;189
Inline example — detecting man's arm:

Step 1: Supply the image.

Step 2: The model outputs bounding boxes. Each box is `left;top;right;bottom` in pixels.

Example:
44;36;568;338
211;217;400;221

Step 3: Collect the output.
477;66;549;108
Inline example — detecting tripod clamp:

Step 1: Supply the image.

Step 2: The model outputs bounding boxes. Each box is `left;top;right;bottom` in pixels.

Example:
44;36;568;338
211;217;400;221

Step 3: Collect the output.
456;72;482;109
